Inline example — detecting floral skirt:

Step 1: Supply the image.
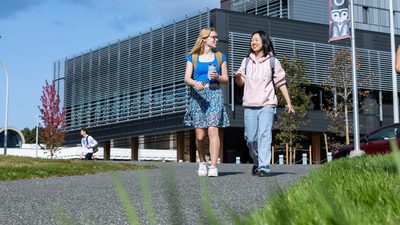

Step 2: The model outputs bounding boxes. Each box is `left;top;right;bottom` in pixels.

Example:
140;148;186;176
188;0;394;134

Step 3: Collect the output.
184;87;230;128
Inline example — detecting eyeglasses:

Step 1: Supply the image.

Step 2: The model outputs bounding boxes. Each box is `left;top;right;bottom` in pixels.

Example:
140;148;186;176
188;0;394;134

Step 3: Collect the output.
209;35;218;40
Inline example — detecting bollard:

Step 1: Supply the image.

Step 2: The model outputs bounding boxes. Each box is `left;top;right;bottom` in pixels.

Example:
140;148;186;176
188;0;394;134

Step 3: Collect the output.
235;156;240;164
279;155;284;165
327;152;332;162
217;157;221;164
302;153;307;164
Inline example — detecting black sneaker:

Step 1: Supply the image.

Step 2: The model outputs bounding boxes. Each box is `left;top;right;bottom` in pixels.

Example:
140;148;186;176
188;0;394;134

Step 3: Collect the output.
258;170;268;177
252;165;258;175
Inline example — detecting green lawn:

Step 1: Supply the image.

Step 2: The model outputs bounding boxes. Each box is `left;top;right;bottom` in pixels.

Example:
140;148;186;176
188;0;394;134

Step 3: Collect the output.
0;155;154;181
2;151;400;225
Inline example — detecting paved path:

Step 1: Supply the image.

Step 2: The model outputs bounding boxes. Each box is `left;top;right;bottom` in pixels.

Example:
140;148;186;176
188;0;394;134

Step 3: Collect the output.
0;162;318;225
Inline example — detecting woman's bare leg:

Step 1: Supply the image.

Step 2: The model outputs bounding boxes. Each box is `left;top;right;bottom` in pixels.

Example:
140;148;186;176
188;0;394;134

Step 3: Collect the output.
208;126;220;167
195;128;207;162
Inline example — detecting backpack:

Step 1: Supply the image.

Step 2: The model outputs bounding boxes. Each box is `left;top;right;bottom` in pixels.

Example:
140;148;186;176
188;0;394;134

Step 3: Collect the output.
86;136;99;153
192;51;223;70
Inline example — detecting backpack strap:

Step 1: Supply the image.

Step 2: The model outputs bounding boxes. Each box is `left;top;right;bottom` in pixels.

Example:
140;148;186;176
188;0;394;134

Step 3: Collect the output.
85;136;89;147
216;51;223;70
270;55;278;121
244;57;250;73
270;55;277;96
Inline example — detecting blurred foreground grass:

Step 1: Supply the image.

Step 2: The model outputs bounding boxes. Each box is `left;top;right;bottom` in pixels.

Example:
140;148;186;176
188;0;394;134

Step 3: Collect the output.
243;151;400;225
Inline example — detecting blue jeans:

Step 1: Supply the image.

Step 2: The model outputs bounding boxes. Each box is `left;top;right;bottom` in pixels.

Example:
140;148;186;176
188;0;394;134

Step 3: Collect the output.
244;107;275;172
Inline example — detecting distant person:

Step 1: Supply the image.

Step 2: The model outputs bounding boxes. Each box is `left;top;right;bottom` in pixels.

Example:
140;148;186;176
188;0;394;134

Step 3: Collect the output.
80;128;98;160
235;31;295;177
183;27;230;177
396;44;400;74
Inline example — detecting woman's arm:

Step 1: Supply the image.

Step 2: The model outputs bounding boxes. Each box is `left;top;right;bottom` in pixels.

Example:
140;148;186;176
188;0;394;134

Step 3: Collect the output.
279;84;295;113
218;61;229;84
235;58;247;87
396;45;400;73
234;72;245;87
184;60;204;91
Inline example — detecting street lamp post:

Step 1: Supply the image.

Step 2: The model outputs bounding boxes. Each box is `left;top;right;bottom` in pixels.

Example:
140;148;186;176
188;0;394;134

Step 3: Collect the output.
349;0;364;157
0;58;9;155
0;34;9;155
389;0;399;123
36;115;39;157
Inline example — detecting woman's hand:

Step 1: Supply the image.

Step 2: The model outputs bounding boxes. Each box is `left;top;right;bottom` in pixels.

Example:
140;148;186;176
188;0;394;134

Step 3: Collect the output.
234;71;244;79
234;71;246;87
287;104;295;114
209;71;220;81
193;80;205;91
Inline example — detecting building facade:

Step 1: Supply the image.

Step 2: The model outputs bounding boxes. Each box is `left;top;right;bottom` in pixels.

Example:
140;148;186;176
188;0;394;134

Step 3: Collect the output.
0;127;26;148
59;1;400;163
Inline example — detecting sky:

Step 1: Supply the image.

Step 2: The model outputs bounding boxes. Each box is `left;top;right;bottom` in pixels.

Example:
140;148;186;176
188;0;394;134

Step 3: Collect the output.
0;0;220;130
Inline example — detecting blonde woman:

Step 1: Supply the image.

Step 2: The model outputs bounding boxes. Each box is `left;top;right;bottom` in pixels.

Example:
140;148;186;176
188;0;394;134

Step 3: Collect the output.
184;28;230;177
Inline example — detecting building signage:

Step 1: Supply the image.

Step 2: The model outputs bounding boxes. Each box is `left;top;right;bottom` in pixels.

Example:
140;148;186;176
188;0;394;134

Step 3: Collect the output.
329;0;351;42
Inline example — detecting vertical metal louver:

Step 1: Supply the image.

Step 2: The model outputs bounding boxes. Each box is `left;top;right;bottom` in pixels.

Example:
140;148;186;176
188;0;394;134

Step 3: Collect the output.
63;10;210;131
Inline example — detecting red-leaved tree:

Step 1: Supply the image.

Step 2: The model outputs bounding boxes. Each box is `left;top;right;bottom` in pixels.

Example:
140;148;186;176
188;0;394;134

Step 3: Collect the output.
38;80;66;157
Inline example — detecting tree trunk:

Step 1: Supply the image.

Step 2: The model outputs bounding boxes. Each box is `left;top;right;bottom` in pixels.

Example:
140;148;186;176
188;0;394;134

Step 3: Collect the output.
345;103;349;144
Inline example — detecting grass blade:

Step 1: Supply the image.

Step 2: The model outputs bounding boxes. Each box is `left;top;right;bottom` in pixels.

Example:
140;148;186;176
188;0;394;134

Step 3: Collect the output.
112;172;140;225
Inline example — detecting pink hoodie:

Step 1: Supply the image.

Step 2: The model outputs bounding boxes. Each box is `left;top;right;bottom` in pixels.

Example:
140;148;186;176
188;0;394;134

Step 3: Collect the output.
237;53;286;107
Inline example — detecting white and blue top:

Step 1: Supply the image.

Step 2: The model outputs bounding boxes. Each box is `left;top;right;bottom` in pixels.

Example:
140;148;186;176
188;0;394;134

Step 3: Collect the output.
81;135;98;154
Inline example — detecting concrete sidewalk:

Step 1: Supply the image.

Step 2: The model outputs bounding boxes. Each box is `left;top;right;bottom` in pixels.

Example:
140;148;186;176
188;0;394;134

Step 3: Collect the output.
0;161;319;225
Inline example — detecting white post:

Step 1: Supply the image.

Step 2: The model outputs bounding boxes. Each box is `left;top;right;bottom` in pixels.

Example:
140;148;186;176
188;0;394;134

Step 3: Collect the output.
35;115;39;157
349;0;364;157
279;154;284;165
0;58;9;155
389;0;399;122
302;153;307;164
379;90;383;126
327;152;333;162
235;156;240;164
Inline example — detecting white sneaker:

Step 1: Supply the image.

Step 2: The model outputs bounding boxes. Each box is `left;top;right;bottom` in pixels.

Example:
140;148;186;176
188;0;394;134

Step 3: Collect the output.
208;166;218;177
198;162;208;176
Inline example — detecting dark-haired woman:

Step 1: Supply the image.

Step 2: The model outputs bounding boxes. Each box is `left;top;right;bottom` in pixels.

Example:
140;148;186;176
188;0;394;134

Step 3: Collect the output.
235;31;295;177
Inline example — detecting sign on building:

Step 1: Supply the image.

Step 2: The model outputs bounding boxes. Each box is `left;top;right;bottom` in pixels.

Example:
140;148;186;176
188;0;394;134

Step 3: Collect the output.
329;0;351;42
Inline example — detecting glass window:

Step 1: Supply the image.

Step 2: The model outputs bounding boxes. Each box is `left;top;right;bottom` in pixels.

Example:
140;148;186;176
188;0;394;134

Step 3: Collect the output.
368;125;399;141
362;7;368;24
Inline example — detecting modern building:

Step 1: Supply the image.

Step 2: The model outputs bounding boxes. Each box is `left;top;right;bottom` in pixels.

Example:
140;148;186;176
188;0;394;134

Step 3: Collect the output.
58;0;400;163
0;127;26;148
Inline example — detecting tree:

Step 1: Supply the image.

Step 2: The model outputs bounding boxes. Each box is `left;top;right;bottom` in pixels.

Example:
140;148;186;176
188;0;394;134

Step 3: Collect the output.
38;80;66;157
21;127;42;144
321;48;371;146
21;127;35;143
275;56;313;149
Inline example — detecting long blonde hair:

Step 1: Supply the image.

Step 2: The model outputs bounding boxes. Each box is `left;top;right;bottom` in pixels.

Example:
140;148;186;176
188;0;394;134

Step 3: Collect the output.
189;27;217;55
